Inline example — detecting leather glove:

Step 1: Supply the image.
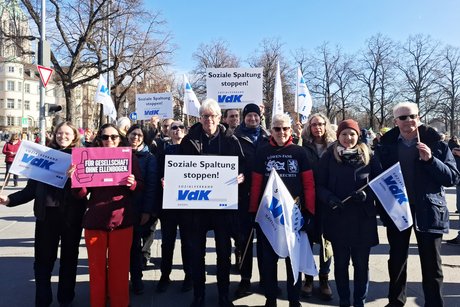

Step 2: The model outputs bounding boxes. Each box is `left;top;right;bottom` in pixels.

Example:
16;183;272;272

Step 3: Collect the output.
301;212;315;233
351;190;367;202
327;195;343;210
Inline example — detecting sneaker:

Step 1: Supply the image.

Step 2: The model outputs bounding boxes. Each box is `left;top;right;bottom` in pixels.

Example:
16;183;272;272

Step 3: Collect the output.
301;275;313;298
156;276;171;293
319;273;333;301
446;236;460;245
181;275;193;292
234;279;251;298
132;279;144;295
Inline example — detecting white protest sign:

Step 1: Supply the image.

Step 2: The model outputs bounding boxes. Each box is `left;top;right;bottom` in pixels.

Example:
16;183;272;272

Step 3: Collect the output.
135;92;174;120
163;155;238;209
9;140;71;188
206;67;263;109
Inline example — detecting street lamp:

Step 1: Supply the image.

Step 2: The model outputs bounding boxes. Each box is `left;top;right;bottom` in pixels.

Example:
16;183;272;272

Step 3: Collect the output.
123;98;129;116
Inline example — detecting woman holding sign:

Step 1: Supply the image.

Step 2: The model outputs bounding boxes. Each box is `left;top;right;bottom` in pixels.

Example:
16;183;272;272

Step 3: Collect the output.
72;123;143;307
0;122;85;307
315;119;380;307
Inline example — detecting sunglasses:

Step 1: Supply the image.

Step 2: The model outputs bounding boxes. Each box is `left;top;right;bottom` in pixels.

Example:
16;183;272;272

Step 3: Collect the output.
171;125;185;130
101;134;120;141
397;114;417;121
272;127;290;132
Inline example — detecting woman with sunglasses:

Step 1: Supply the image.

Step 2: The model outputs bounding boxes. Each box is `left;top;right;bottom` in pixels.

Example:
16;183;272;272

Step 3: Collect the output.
0;122;85;307
73;123;143;307
125;124;157;294
249;114;315;307
315;119;380;307
155;121;193;293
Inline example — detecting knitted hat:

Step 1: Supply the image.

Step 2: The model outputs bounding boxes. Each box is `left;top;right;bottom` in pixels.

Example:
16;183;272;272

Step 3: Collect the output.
337;119;360;138
242;103;261;118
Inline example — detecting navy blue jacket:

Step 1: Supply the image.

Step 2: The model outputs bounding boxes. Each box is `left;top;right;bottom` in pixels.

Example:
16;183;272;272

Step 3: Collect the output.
375;125;460;234
133;143;158;216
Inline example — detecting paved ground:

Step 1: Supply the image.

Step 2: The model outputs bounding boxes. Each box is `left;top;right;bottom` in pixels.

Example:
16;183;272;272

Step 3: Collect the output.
0;145;459;306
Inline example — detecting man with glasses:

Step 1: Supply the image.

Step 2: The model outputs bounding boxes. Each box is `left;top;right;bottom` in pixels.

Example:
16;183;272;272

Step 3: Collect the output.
375;102;459;307
179;99;245;307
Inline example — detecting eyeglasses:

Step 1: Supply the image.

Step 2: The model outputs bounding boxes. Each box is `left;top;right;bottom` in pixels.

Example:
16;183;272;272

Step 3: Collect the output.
272;127;290;132
397;114;417;121
170;125;185;130
201;114;219;120
310;122;326;127
101;134;120;141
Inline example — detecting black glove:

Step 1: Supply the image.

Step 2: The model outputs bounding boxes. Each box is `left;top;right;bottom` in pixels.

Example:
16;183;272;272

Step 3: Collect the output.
351;190;367;202
301;212;315;233
327;195;343;210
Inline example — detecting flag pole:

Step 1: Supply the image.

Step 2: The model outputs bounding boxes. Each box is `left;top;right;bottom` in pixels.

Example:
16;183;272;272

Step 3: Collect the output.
238;227;255;271
341;183;369;203
0;173;11;194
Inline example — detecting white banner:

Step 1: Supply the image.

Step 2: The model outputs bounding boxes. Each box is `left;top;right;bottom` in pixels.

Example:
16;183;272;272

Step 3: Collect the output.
94;75;116;121
256;169;318;284
183;75;201;118
368;162;413;231
206;67;263;109
135;92;174;120
272;61;284;119
9;140;71;188
296;67;313;123
163;155;238;209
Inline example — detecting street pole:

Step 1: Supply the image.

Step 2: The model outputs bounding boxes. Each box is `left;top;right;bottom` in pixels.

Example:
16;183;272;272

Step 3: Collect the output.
39;0;46;145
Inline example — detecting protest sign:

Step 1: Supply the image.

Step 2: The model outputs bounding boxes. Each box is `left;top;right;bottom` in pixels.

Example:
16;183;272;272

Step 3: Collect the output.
71;147;132;188
9;140;71;188
163;155;238;209
206;67;263;109
135;92;174;120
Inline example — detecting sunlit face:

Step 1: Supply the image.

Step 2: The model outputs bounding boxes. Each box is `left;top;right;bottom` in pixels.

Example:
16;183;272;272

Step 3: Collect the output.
55;124;75;149
225;110;240;129
244;112;260;129
309;116;326;139
169;121;185;142
100;127;120;148
128;128;144;149
271;121;292;146
394;107;419;137
161;119;173;135
200;111;221;135
338;128;359;149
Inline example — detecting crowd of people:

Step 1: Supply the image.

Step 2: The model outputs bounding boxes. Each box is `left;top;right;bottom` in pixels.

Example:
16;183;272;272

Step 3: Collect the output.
1;100;460;307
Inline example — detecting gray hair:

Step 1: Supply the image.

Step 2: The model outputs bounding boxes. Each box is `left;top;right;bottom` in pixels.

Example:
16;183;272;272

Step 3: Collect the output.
301;112;336;145
200;99;222;116
393;102;419;118
271;114;291;128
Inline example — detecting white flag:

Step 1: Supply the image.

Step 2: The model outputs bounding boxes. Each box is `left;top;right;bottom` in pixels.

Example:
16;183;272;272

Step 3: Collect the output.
256;169;318;284
368;162;413;231
94;75;117;121
296;67;313;124
183;74;201;118
272;61;283;119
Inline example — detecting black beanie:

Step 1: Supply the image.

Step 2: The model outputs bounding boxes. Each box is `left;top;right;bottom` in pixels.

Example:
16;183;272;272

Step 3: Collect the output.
242;103;261;118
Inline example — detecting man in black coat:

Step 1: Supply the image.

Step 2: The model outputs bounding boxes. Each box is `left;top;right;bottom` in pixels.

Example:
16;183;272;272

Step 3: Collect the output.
375;102;460;307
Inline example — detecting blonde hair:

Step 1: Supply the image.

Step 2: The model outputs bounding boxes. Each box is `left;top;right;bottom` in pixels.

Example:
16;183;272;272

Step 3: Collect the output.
301;113;336;145
332;141;371;165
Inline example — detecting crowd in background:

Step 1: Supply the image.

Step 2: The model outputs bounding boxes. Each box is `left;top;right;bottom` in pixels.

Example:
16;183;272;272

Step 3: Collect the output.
1;100;460;307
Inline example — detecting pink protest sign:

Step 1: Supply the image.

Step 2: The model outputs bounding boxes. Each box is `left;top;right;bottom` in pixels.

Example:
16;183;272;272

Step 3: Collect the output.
71;147;132;188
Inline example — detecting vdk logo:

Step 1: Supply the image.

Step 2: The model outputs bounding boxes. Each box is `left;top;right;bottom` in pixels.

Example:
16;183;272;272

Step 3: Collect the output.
217;95;242;103
144;110;159;116
178;189;211;201
383;175;408;204
21;153;55;170
268;196;284;225
99;84;109;95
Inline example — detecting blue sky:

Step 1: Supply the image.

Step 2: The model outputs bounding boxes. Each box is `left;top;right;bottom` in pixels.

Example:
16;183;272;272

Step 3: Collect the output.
148;0;460;73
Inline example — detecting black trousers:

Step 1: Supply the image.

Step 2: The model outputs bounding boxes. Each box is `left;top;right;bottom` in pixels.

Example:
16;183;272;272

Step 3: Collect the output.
184;210;233;299
386;224;444;307
159;210;191;278
34;207;83;307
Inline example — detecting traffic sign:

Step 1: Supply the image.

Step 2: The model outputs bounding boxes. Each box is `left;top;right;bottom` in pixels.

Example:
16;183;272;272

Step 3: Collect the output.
37;65;53;87
129;112;138;121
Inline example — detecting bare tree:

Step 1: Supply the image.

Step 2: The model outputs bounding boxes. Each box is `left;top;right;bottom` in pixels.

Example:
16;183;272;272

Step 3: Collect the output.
247;38;292;125
436;45;460;135
334;53;356;121
354;34;396;129
191;39;240;98
397;34;443;120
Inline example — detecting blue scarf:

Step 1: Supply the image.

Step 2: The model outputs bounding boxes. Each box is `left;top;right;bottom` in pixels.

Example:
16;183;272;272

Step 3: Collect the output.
241;124;261;144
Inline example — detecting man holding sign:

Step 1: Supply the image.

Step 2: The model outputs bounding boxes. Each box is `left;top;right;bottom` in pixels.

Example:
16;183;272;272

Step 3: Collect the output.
178;99;244;307
375;102;460;307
